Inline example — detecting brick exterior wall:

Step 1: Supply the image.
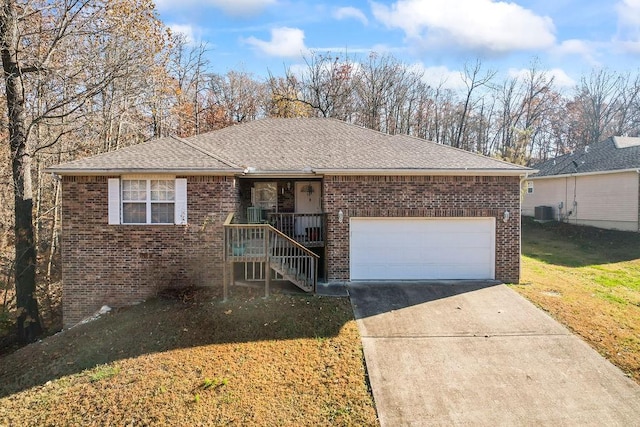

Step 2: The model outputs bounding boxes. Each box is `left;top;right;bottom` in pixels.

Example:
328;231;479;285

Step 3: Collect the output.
61;173;521;327
321;175;522;283
61;175;238;327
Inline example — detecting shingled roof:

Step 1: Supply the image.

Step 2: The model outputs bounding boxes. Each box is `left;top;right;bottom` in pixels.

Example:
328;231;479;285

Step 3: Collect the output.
532;136;640;177
50;118;530;175
48;136;242;174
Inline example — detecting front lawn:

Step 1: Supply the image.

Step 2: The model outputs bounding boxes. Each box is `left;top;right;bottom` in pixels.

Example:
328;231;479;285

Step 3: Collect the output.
512;218;640;383
0;287;378;426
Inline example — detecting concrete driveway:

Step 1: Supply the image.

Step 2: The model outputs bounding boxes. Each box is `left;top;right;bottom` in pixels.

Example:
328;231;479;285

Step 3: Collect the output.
349;282;640;426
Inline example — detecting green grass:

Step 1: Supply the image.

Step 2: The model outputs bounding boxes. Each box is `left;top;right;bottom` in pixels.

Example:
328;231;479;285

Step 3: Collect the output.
513;218;640;383
88;364;120;382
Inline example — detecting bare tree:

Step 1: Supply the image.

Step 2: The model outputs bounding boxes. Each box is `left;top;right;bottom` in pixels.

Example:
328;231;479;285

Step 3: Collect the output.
575;69;624;147
266;74;313;118
612;72;640;137
352;53;403;131
454;59;496;149
206;70;267;129
0;0;167;341
167;35;210;137
267;52;355;120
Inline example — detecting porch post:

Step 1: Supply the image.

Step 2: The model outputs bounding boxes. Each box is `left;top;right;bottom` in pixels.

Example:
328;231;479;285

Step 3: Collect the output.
223;261;228;301
264;227;270;298
223;226;228;301
229;261;235;298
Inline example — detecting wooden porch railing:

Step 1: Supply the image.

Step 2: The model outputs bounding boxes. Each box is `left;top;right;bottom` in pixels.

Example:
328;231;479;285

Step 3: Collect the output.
223;213;319;299
266;212;326;247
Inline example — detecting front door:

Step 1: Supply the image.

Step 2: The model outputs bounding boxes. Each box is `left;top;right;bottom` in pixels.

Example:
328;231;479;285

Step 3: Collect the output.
295;180;325;280
294;181;322;238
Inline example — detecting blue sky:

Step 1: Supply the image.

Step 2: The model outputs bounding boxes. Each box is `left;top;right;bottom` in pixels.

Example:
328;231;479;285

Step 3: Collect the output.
155;0;640;90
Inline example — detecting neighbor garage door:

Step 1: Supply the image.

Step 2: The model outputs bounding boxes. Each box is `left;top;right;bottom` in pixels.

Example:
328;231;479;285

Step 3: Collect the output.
350;218;495;280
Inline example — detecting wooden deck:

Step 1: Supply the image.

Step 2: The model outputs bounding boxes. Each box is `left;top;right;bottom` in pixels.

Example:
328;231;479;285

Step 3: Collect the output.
223;213;320;298
266;212;326;248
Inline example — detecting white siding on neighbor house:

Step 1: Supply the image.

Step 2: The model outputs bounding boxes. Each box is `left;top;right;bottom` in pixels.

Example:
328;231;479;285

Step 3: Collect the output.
522;171;640;231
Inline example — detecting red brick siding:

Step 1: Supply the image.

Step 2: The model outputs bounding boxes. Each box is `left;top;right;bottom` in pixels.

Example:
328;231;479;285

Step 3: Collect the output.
61;175;238;327
321;175;521;283
62;173;522;326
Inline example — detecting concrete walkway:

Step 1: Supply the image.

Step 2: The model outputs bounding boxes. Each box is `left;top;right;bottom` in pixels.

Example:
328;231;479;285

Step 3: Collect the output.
349;282;640;426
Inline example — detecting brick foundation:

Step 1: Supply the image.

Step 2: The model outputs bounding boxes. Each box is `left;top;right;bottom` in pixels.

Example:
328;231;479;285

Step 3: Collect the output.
322;175;521;283
61;175;238;327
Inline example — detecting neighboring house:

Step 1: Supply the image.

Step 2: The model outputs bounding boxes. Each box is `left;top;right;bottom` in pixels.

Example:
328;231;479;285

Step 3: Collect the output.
523;136;640;232
49;118;531;327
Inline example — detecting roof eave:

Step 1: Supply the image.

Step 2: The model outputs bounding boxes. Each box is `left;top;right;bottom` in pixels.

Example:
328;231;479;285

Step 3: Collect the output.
46;167;242;176
239;170;319;178
528;167;640;180
313;168;533;176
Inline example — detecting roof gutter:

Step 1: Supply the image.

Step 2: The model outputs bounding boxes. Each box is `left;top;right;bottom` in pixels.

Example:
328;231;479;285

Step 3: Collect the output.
527;167;640;180
45;168;243;176
47;167;537;178
313;168;533;177
239;170;320;178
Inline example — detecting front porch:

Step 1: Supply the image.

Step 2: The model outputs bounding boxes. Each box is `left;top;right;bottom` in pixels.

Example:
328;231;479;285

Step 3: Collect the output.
223;213;321;299
237;178;326;248
223;178;327;296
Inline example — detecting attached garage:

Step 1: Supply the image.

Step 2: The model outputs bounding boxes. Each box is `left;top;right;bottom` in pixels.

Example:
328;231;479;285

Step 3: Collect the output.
349;217;496;281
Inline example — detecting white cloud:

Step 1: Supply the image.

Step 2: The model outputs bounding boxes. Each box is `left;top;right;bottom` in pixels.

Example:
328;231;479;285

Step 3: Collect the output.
333;7;368;25
617;40;640;53
169;24;196;44
507;67;576;88
209;0;276;16
616;0;640;28
156;0;276;17
542;69;577;88
244;27;309;58
371;0;555;54
552;39;599;65
615;0;640;53
554;39;592;56
409;64;468;90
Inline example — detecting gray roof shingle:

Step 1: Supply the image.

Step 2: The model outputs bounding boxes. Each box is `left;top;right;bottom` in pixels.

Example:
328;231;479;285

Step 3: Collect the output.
531;136;640;177
49;136;240;174
50;118;530;175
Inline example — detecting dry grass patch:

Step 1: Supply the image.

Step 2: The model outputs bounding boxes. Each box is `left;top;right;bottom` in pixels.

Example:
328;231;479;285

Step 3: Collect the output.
512;218;640;384
0;287;378;426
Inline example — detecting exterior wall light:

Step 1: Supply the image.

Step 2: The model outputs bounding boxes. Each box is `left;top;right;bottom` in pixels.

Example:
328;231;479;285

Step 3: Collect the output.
503;210;510;223
338;210;344;223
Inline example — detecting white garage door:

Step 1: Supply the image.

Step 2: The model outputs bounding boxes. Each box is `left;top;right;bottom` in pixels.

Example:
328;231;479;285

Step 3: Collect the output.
350;217;495;280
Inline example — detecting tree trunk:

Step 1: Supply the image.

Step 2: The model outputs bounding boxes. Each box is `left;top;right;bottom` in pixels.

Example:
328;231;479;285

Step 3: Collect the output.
46;179;61;281
1;0;43;342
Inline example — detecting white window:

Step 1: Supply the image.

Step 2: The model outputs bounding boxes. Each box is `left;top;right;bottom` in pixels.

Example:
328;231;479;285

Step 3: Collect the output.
108;177;187;225
527;181;534;194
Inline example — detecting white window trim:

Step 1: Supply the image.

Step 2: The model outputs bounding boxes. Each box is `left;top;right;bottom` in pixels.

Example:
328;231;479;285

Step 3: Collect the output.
527;181;534;194
108;177;187;225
